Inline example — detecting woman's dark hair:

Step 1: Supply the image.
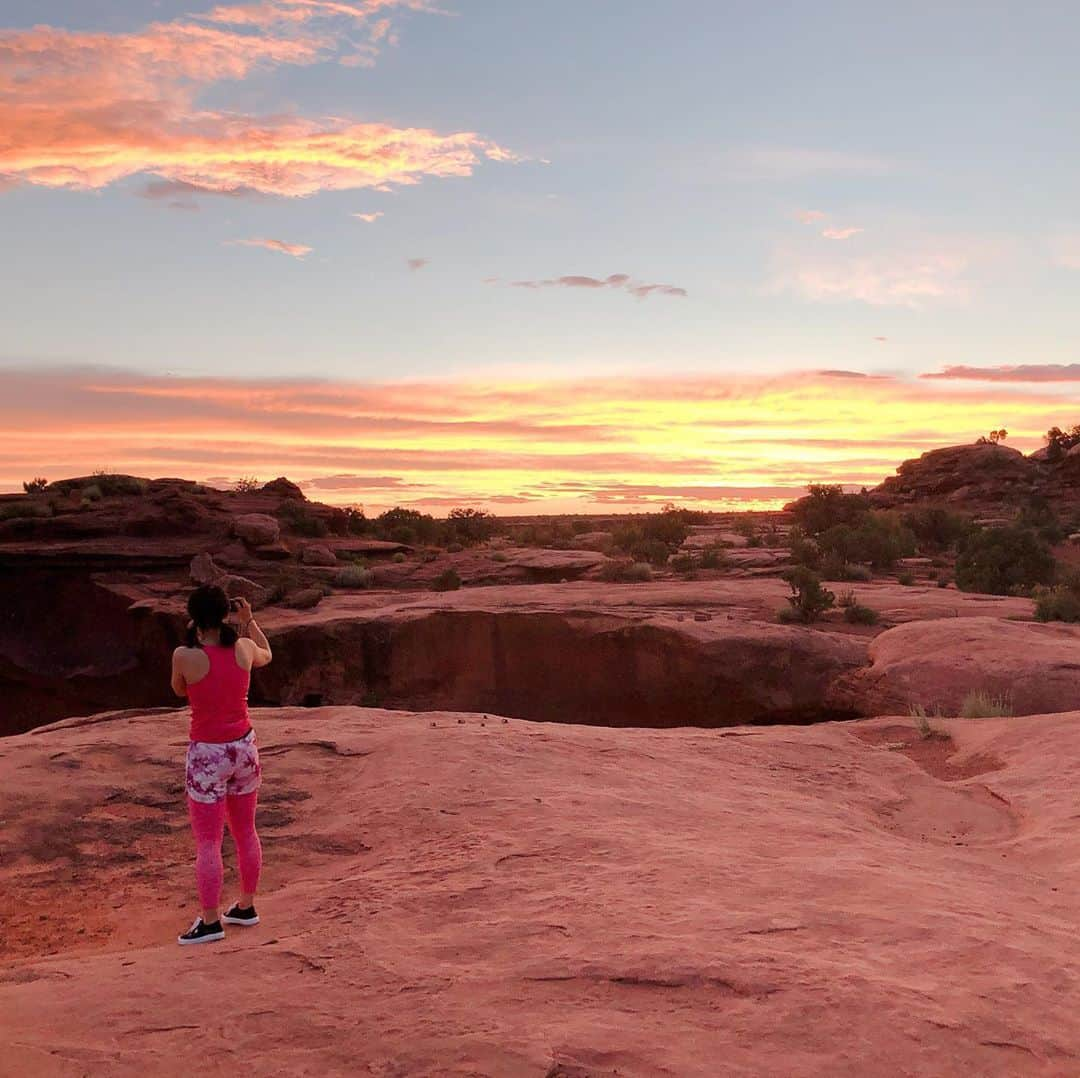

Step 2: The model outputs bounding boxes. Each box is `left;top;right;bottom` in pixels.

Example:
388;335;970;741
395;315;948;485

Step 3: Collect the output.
186;585;239;648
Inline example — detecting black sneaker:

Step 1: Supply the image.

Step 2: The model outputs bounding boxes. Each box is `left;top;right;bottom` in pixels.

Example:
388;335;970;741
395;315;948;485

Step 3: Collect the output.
222;903;260;927
177;917;225;945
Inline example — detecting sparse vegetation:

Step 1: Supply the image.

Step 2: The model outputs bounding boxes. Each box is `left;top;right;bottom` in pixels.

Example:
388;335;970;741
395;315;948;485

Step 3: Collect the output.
432;568;462;591
336;565;375;589
779;566;835;624
612;506;701;566
976;429;1008;445
598;559;653;583
669;553;697;575
787;525;821;570
445;542;464;554
234;476;260;493
446;507;498;545
901;507;973;553
1045;423;1080;461
954;525;1055;596
392;551;407;563
698;544;729;570
1034;580;1080;623
843;603;879;625
22;477;48;494
820;553;872;582
909;703;947;739
817;512;916;571
279;499;329;538
897;571;916;586
789;483;871;536
936;572;951;588
81;484;103;502
959;690;1013;718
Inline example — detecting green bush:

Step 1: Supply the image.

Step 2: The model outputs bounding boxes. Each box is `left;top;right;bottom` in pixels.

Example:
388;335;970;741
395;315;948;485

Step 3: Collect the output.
447;507;498;545
336;565;374;589
790;484;871;535
1034;585;1080;623
669;553;697;574
817;512;916;570
959;690;1013;718
598;559;652;583
843;603;879;625
699;544;729;570
571;519;592;535
897;571;916;586
820;553;872;582
901;507;973;552
392;551;407;563
22;477;48;494
490;550;508;563
787;525;821;570
279;500;329;538
955;526;1055;596
433;568;462;591
612;506;694;562
780;566;835;624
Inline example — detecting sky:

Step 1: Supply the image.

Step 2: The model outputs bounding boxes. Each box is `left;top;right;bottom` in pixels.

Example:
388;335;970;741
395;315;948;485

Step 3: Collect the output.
1;0;1078;512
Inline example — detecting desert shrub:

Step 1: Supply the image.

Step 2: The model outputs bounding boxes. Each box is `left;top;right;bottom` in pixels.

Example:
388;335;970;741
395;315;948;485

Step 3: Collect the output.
780;566;835;624
817;512;916;570
0;500;54;521
699;544;729;570
612;507;694;562
787;525;821;570
820;553;872;582
897;571;916;586
789;483;871;535
82;484;103;502
669;553;697;575
843;603;879;625
746;534;764;548
630;538;671;566
234;476;260;493
336;565;374;589
571;519;592;534
432;568;462;591
376;507;440;545
959;690;1013;718
490;550;508;563
936;572;951;588
762;525;783;546
447;507;498;545
955;526;1055;596
75;474;147;497
901;507;973;552
1045;424;1080;460
266;568;302;604
422;549;440;563
1016;495;1067;545
392;551;407;563
22;477;48;494
1034;585;1080;623
279;500;329;538
598;559;652;583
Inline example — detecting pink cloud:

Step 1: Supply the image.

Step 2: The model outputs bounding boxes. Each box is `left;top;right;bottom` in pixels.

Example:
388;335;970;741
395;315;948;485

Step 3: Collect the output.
407;257;429;270
821;227;863;240
509;273;687;299
228;237;312;257
351;211;384;222
922;364;1080;383
0;5;512;197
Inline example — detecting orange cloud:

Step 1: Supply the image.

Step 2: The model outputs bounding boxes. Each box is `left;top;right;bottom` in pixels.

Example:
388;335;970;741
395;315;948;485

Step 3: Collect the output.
0;5;512;197
228;237;312;257
923;364;1080;383
352;211;384;222
0;365;1073;513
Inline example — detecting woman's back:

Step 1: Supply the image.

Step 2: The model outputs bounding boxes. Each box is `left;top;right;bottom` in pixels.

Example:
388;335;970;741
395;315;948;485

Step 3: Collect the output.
185;644;251;743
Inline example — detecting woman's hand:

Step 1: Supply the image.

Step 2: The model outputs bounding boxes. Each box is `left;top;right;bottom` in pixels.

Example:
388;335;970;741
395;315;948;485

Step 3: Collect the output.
231;596;254;627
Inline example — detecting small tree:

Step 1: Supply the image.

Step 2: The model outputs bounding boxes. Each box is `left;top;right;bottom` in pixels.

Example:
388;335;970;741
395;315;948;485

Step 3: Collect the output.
22;477;48;494
780;566;835;624
977;429;1008;445
235;476;260;493
955;526;1055;596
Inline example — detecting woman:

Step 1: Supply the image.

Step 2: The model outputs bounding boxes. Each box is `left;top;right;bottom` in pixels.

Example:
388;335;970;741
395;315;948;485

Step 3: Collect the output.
171;586;273;945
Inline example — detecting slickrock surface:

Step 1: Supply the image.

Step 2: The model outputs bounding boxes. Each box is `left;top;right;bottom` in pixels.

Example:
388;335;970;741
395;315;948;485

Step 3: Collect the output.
828;616;1080;716
3;706;1079;1075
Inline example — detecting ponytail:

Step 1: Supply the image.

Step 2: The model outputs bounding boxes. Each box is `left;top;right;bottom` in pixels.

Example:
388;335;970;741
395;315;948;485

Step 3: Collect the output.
186;585;240;649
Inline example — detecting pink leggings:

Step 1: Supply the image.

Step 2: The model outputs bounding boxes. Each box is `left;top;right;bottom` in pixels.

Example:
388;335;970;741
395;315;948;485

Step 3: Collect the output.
187;792;262;911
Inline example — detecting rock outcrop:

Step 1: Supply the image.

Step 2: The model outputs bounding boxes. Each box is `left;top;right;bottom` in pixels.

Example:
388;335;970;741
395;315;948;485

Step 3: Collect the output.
232;513;281;547
828;615;1080;716
4;706;1080;1074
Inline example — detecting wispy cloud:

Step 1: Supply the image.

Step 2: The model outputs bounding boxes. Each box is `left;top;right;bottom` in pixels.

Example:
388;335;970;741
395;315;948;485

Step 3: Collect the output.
1;365;1071;511
797;209;827;223
728;146;893;181
228;237;312;257
352;211;384;222
821;227;864;240
923;364;1080;383
509;273;687;299
407;257;429;270
0;4;512;197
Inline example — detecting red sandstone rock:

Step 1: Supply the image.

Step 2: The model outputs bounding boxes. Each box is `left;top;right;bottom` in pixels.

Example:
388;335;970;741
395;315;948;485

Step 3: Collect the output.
3;706;1079;1074
232;513;281;546
828;615;1080;716
299;543;338;566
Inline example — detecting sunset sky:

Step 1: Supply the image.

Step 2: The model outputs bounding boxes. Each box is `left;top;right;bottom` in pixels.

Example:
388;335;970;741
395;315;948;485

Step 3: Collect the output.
2;1;1078;512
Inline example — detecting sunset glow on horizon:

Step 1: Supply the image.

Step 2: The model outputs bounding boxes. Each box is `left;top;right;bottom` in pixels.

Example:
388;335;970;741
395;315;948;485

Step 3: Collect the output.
2;2;1078;511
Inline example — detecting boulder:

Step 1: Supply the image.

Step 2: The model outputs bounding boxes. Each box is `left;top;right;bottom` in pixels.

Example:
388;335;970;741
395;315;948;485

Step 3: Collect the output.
189;553;222;586
300;544;339;567
285;587;325;610
251;541;292;561
222;574;268;606
232;513;280;546
262;477;306;500
568;531;614;551
214;541;251;569
828;616;1080;717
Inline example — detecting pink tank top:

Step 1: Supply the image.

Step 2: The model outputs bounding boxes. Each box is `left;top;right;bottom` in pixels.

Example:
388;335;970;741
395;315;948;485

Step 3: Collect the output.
186;644;252;743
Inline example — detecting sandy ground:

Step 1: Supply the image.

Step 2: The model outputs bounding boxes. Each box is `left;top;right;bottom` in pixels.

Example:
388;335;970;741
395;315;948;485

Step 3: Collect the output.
2;706;1079;1076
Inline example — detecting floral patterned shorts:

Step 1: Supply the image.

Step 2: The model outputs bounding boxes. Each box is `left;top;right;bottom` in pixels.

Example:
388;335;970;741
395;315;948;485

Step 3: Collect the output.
185;729;261;804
